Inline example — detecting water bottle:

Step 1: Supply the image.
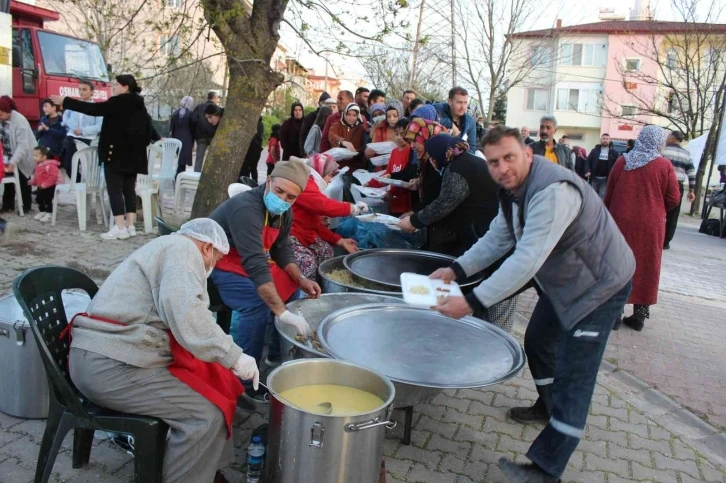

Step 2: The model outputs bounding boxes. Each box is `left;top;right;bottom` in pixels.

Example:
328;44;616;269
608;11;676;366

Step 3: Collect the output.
246;436;265;483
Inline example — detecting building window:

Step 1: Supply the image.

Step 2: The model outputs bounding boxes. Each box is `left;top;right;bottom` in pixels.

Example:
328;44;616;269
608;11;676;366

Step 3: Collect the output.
621;105;638;117
160;35;180;57
666;49;678;70
556;87;601;113
167;0;183;7
705;49;726;71
560;43;607;66
625;58;641;72
667;92;677;113
531;46;551;67
565;133;584;141
526;89;549;111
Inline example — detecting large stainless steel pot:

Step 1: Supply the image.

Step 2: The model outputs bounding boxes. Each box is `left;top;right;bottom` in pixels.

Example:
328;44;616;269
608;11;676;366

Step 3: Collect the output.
266;359;396;483
274;294;441;408
318;256;401;297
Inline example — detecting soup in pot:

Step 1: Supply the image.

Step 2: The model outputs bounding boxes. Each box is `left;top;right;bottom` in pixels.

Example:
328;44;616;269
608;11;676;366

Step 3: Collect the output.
278;384;384;416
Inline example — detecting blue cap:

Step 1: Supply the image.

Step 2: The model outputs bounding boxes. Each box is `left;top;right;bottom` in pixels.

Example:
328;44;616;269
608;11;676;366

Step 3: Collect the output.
252;436;261;443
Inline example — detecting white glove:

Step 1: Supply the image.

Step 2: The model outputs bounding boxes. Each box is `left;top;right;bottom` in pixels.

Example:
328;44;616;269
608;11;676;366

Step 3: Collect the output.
279;310;311;338
232;353;259;390
353;201;369;215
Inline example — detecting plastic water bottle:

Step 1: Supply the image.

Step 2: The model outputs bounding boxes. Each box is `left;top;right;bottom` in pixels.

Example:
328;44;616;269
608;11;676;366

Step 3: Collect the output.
246;436;265;483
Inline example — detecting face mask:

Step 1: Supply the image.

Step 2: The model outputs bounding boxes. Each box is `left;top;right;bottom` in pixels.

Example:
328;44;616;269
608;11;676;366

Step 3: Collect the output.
264;188;292;215
372;115;386;124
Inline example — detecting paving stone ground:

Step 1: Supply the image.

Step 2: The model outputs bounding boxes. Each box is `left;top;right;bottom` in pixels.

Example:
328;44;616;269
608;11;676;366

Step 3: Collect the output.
1;191;725;482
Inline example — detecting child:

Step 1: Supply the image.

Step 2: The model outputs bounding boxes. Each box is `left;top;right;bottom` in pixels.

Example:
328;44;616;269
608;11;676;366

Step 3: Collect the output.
367;118;418;215
266;124;281;176
35;99;66;159
28;146;61;222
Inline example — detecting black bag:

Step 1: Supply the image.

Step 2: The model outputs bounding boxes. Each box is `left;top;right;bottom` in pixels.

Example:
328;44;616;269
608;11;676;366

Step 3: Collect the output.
703;219;722;237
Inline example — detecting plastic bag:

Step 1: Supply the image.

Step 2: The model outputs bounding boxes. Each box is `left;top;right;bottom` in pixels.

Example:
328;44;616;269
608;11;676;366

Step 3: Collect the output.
336;218;424;249
370;154;391;167
366;142;397;155
323;147;357;162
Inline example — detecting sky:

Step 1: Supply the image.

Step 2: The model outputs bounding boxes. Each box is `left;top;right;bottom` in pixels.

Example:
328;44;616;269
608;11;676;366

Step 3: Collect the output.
279;0;723;91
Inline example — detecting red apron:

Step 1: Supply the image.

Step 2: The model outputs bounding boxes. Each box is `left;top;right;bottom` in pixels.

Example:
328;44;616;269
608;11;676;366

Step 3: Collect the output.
63;313;242;437
214;212;299;301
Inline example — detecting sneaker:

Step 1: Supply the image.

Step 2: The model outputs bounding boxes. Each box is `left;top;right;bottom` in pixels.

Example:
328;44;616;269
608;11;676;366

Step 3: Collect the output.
40;213;52;223
508;405;549;424
101;225;130;240
498;457;561;483
127;225;137;237
33;212;45;221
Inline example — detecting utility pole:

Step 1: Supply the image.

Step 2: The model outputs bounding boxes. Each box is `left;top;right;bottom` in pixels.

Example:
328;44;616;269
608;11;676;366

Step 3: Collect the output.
409;0;426;88
450;0;456;86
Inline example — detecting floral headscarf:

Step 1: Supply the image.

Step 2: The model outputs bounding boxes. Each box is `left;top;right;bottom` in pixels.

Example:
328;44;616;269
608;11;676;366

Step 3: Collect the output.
424;133;469;169
306;153;338;178
386;99;404;119
411;104;438;121
342;103;362;128
623;125;669;171
405;118;446;146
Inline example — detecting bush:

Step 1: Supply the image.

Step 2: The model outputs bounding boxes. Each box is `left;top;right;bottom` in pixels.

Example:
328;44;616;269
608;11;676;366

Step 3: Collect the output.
262;114;281;145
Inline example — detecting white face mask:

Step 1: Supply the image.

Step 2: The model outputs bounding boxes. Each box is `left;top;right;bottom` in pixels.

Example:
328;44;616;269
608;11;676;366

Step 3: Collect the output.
203;252;215;278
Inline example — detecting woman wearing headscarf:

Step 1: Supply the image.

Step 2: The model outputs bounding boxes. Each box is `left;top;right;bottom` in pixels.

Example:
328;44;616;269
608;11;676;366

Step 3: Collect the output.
572;145;590;180
279;102;305;161
303;106;332;156
328;103;367;171
289;153;366;278
0;96;36;214
170;95;195;177
605;125;681;331
365;100;404;162
410;104;438;122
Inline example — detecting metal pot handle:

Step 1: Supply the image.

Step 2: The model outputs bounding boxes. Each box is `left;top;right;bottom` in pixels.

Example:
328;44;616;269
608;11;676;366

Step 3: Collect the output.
345;417;397;432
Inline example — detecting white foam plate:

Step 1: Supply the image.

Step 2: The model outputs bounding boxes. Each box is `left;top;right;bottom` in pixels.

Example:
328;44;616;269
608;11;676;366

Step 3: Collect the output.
375;177;408;187
356;213;401;230
400;273;463;308
355;186;388;199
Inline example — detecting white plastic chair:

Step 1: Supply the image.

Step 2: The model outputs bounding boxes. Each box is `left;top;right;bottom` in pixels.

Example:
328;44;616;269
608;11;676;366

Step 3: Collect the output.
1;166;24;217
228;183;252;198
174;171;201;215
52;147;105;230
135;144;164;233
153;139;182;193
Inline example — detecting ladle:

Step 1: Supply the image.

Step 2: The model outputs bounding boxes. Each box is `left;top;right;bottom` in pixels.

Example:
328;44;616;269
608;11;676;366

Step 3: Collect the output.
258;382;333;414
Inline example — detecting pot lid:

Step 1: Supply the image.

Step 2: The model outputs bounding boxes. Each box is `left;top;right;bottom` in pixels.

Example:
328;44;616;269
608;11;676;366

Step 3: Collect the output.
343;249;484;289
317;304;525;389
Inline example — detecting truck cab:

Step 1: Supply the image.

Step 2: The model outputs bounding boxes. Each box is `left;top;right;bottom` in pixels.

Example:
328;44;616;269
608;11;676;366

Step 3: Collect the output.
6;0;111;126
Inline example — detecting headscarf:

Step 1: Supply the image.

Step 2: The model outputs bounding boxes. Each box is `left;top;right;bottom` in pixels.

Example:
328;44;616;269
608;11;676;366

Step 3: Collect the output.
424;133;469;169
386;99;404;119
290;102;304;124
342;103;362;128
623;125;669;171
368;102;386;117
572;145;586;158
178;96;194;118
306;153;338;191
411;104;437;121
405;118;446;146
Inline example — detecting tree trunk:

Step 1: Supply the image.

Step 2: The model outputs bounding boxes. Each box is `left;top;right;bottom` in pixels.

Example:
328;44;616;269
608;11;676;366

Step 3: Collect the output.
691;100;722;216
191;45;283;217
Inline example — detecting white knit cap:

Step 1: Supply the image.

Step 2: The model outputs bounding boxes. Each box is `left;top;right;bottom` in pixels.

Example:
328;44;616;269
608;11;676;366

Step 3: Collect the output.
177;218;230;254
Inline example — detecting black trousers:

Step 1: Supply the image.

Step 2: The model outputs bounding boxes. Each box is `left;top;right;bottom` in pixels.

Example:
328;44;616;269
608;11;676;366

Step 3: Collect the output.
105;169;137;216
36;187;55;213
664;182;685;246
2;170;32;212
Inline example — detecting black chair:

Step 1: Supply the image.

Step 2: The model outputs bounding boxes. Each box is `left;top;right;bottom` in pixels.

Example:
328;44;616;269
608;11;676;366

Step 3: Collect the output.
239;176;257;188
13;266;169;483
154;216;176;236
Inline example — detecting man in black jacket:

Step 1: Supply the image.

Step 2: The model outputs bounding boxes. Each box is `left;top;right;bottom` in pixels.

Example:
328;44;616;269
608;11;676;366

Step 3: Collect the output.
191;91;220;172
298;92;330;153
586;133;619;199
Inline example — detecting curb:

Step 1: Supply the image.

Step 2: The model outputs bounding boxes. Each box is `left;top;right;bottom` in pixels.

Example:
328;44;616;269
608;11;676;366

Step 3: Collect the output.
511;312;726;468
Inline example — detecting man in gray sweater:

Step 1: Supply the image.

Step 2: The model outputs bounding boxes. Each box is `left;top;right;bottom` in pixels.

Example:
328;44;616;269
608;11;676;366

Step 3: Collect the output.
69;219;258;483
430;126;634;483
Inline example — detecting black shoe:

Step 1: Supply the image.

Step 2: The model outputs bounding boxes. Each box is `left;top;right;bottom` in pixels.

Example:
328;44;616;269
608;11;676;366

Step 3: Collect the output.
663;243;670;250
498;458;561;483
623;314;645;331
508;405;549;424
612;316;622;331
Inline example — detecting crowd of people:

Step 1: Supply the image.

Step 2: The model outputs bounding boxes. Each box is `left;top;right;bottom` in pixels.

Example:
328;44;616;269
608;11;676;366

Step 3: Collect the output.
0;69;709;483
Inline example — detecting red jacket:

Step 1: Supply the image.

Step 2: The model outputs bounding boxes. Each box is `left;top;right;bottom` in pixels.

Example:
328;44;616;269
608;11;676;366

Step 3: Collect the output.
29;159;62;189
368;145;413;214
291;177;351;247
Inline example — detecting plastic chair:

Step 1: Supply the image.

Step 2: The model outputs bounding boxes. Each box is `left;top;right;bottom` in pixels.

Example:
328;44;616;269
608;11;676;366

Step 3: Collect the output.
152;139;182;193
173;171;200;215
12;266;169;483
1;168;24;216
228;183;252;198
52;147;107;231
136;145;164;233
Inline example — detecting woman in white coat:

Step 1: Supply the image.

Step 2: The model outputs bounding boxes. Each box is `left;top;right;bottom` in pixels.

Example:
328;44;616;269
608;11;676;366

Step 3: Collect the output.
0;95;37;214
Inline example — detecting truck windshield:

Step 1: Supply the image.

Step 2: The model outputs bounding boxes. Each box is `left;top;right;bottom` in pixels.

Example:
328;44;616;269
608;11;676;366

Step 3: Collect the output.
37;31;109;82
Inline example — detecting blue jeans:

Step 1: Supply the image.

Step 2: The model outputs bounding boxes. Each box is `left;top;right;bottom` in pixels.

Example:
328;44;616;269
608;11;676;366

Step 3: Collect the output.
525;280;632;477
210;270;299;365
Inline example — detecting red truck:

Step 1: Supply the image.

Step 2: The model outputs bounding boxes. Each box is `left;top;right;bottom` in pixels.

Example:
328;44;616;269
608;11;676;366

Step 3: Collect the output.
4;0;112;126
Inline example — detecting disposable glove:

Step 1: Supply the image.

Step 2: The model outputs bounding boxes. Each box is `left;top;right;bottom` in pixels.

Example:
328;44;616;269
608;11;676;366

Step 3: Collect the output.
353;201;369;215
232;352;259;390
279;310;311;338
